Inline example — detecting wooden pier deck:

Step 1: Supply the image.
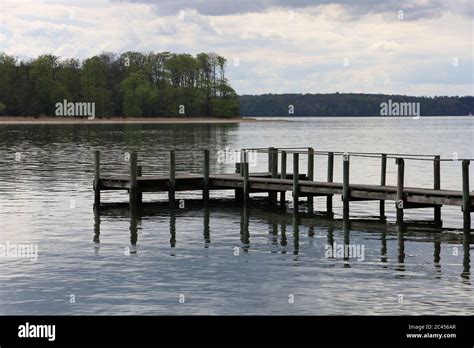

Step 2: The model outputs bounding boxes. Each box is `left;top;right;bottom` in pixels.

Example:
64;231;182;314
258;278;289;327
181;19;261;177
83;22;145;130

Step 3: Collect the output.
93;148;474;231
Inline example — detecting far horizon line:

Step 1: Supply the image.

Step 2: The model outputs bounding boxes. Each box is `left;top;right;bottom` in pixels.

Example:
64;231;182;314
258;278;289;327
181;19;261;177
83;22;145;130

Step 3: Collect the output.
239;92;474;98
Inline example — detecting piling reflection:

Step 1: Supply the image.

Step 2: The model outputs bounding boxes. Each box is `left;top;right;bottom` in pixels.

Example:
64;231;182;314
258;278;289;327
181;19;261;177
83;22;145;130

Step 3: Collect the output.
293;215;300;256
269;221;279;253
129;204;139;255
93;206;100;255
240;206;250;252
307;224;315;248
462;231;470;280
169;209;176;253
203;207;210;248
381;231;387;264
434;235;441;279
327;224;334;258
343;219;350;267
280;222;287;254
396;225;405;274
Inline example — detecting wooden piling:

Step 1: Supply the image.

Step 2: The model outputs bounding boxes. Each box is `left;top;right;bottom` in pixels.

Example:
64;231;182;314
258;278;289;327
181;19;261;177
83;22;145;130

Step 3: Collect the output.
462;160;471;232
272;148;279;177
235;162;243;202
433;155;441;225
93;150;100;208
243;151;249;206
396;158;405;226
203;149;210;204
129;151;138;208
293;153;299;213
137;165;143;205
280;151;287;207
380;154;387;219
169;150;175;205
342;154;350;221
307;147;314;213
269;148;278;205
326;152;334;215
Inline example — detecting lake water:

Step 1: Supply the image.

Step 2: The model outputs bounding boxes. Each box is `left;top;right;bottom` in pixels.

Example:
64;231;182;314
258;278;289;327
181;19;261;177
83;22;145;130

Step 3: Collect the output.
0;116;473;315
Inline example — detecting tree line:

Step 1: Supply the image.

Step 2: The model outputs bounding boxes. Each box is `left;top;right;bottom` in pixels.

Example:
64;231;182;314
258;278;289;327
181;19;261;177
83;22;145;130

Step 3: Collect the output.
0;51;239;117
239;93;474;116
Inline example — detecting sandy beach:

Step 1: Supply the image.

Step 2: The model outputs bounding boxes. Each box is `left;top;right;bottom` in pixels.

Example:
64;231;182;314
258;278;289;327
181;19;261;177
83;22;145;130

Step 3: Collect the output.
0;116;270;125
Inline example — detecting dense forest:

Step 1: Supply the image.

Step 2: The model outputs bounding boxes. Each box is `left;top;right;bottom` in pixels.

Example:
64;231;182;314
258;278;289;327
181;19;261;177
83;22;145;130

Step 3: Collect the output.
1;52;472;118
0;51;239;117
239;93;474;116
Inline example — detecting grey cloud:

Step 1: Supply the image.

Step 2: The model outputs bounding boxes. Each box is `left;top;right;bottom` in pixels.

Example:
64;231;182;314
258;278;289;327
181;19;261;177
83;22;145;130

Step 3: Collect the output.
109;0;465;20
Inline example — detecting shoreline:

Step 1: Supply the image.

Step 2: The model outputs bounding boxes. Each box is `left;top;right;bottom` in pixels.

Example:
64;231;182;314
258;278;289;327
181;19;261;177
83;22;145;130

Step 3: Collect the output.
0;116;272;125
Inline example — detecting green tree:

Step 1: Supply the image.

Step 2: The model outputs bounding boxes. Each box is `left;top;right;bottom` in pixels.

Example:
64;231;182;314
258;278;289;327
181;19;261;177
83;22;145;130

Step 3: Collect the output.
80;56;113;116
121;73;153;117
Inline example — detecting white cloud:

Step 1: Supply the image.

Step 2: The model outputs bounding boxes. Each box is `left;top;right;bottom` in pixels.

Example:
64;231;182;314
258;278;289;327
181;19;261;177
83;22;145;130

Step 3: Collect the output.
0;0;472;96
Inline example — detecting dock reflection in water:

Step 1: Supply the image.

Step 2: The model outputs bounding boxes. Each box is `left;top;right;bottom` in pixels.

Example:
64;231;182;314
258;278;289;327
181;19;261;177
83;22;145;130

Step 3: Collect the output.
93;199;471;282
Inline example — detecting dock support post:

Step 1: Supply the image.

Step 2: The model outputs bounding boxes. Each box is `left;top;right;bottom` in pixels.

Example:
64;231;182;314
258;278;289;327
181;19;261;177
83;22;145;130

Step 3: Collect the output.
307;147;314;214
169;150;175;206
137;165;143;206
434;155;441;226
129;151;138;208
235;162;243;202
280;151;287;207
327;152;334;215
93;150;100;208
342;154;350;221
203;149;210;204
269;148;278;205
396;158;405;226
462;160;471;233
380;154;387;220
243;151;249;206
293;153;299;213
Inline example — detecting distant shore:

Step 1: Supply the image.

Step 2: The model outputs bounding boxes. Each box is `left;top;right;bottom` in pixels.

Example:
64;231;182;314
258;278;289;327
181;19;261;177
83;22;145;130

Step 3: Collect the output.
0;116;270;125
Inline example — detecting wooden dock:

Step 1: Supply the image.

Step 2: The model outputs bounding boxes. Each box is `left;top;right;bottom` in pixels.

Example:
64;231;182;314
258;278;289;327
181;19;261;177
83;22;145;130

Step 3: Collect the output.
93;148;474;232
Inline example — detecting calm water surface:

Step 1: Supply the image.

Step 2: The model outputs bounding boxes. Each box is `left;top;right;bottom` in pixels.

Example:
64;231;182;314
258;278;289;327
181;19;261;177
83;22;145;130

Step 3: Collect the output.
0;116;473;315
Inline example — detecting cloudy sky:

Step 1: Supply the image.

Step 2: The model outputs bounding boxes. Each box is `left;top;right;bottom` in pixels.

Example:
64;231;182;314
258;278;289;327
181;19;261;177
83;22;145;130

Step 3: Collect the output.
0;0;472;96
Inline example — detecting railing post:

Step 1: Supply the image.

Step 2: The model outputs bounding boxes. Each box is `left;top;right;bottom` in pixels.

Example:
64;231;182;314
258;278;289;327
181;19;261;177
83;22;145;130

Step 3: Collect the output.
342;153;350;221
326;152;334;215
169;150;175;205
380;153;387;220
129;151;138;208
93;150;100;208
396;158;405;226
434;155;441;225
203;149;210;204
280;151;287;207
307;147;314;213
268;147;274;172
293;153;299;213
462;160;471;233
